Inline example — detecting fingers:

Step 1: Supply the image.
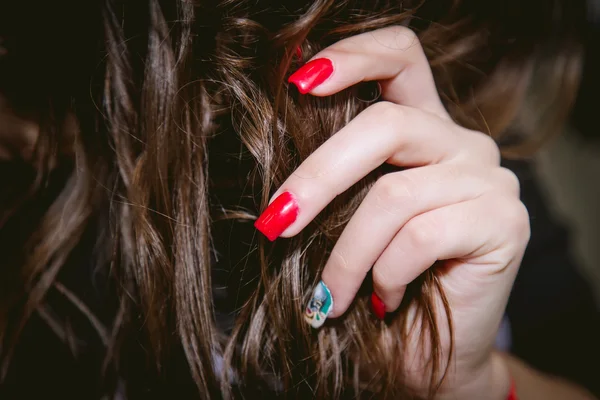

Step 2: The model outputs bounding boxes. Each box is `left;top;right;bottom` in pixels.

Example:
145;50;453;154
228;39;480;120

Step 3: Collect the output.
255;103;452;240
258;26;519;331
320;165;519;318
289;26;448;118
254;103;499;241
371;193;530;314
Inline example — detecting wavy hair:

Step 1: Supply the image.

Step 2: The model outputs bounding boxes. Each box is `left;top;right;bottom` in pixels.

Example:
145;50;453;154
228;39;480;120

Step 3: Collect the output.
0;0;582;398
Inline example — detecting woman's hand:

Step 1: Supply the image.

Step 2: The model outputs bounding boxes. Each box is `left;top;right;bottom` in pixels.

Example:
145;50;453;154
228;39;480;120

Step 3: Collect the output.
254;26;529;399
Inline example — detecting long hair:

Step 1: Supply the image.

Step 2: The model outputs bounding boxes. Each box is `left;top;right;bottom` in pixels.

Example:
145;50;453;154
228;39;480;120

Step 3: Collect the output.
0;0;583;398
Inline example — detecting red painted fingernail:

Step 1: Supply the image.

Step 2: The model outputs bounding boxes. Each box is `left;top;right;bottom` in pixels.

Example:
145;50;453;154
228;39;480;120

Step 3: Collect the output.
288;58;333;94
254;192;299;241
295;46;302;60
371;292;386;320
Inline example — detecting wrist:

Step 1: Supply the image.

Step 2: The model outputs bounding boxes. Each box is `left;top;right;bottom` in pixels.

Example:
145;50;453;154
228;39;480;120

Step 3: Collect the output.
436;351;511;400
490;351;513;400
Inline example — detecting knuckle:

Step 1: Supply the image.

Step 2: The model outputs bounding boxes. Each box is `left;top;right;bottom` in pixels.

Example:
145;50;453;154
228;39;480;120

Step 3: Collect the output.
372;173;417;212
384;25;420;48
495;167;521;197
364;102;415;133
372;265;394;289
404;215;439;250
366;100;404;122
497;196;531;244
331;25;421;56
477;133;502;165
462;130;501;165
356;25;421;55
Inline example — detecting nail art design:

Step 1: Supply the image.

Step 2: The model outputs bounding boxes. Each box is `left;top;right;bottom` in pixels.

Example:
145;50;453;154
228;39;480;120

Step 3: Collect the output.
254;192;299;241
288;58;334;94
370;292;386;320
304;281;333;329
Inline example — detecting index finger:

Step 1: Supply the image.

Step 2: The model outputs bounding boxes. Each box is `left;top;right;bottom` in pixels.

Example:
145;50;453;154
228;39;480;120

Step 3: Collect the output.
289;26;448;118
253;103;469;242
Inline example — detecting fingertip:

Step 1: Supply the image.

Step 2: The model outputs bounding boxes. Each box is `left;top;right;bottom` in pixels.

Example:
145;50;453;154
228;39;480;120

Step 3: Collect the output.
254;191;299;241
288;58;334;95
370;292;386;320
288;75;312;95
304;280;335;329
253;219;278;241
373;285;406;316
327;305;342;319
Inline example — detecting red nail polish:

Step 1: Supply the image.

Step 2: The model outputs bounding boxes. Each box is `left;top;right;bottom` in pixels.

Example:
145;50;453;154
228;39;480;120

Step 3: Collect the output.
254;192;299;241
507;379;517;400
295;46;302;60
371;292;386;320
288;58;333;94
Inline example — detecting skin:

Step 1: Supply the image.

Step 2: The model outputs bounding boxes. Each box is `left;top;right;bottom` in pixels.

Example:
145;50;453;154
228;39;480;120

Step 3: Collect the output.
0;24;594;399
502;352;597;400
269;26;596;398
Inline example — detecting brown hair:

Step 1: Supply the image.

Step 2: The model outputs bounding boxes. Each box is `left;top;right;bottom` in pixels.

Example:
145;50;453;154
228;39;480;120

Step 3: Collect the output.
0;0;582;398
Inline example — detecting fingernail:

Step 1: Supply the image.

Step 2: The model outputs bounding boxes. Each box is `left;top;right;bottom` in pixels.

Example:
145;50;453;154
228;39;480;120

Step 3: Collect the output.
288;58;333;94
304;281;334;329
295;46;302;60
254;191;299;241
370;292;386;320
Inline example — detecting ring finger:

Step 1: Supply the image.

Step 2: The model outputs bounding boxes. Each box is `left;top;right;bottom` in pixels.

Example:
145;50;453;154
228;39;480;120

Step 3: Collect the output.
322;165;519;318
371;192;528;315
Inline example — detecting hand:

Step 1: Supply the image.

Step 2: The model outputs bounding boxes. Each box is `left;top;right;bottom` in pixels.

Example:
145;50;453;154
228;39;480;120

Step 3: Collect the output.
254;26;529;399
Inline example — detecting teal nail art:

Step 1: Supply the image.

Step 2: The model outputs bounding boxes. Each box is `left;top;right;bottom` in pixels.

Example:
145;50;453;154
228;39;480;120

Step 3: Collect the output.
304;281;333;329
